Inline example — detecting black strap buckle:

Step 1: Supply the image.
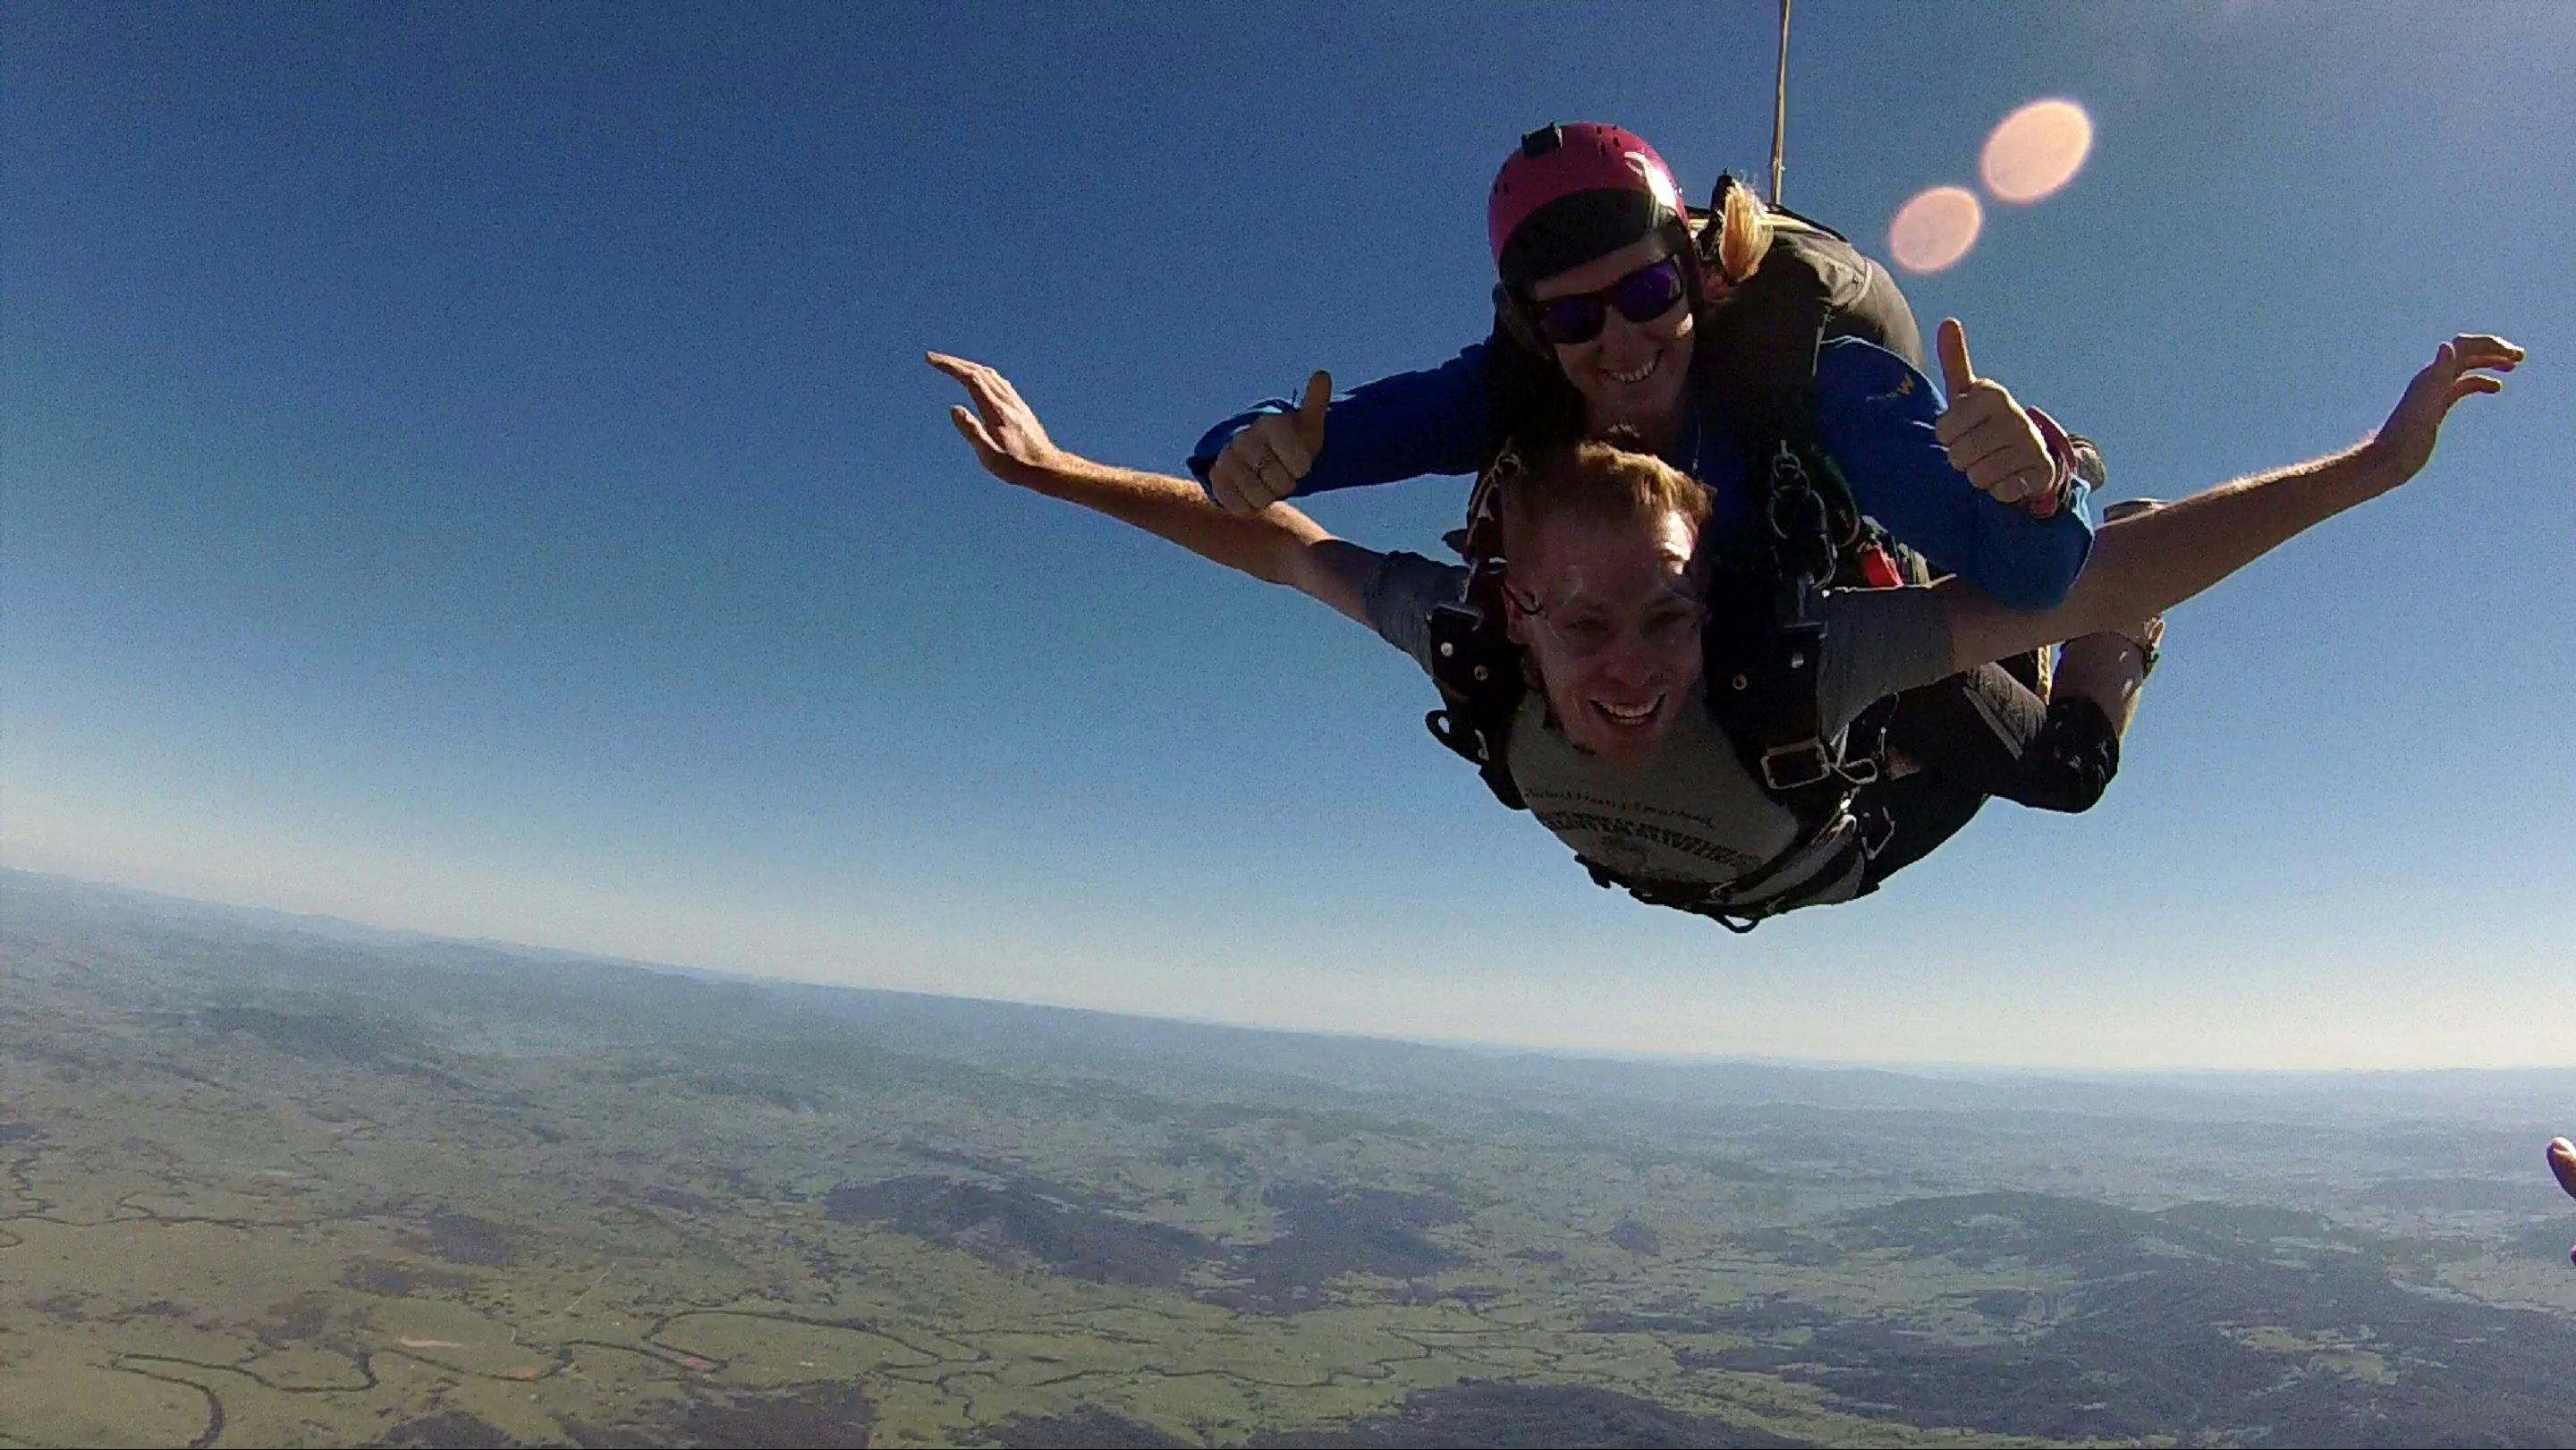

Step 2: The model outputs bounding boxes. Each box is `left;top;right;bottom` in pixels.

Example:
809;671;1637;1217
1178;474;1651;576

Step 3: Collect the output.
1426;708;1493;764
1856;801;1897;859
1765;469;1839;589
1766;451;1826;539
1759;739;1835;791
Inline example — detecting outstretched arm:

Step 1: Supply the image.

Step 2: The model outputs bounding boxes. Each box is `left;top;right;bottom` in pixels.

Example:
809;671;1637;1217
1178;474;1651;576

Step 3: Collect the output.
929;352;1383;628
1938;335;2521;674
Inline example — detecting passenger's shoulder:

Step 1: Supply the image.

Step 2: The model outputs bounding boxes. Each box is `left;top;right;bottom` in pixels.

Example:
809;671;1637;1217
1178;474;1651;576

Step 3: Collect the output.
1818;585;1953;722
1359;550;1472;674
1821;581;1941;630
1369;548;1470;599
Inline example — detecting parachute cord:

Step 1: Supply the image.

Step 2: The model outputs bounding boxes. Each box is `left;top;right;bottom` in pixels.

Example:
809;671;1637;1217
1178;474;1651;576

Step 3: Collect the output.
1769;0;1792;204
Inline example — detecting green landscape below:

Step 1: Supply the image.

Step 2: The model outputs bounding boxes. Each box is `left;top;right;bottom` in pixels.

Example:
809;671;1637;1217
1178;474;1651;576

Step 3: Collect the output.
3;869;2571;1447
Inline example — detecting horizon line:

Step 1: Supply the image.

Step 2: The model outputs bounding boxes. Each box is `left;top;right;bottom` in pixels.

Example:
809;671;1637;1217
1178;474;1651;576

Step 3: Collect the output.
11;863;2572;1082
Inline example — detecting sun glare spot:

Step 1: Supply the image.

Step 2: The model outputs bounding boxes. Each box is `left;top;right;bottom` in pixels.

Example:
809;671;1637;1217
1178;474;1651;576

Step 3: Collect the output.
1888;186;1983;274
1981;98;2094;204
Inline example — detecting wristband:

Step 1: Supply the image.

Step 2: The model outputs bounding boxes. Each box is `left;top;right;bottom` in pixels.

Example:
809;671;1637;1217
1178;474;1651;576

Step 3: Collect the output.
2021;406;2079;519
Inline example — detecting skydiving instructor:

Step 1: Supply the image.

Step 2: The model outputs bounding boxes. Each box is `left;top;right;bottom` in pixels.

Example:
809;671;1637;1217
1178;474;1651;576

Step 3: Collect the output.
927;330;2520;925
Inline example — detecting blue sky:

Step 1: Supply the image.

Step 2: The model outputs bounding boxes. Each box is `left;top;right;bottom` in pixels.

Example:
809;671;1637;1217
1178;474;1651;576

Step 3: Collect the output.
7;2;2571;1070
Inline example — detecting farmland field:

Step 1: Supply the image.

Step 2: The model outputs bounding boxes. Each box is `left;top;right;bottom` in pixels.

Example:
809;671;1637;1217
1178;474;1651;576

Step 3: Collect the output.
4;869;2571;1447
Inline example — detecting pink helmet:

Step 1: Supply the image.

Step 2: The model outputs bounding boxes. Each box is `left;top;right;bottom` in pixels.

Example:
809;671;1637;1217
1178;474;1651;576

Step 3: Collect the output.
1487;123;1690;293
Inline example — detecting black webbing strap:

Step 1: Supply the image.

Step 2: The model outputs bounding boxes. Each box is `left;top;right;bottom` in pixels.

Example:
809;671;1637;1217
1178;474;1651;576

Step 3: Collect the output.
1423;452;1534;811
1423;566;1528;813
1700;287;1884;830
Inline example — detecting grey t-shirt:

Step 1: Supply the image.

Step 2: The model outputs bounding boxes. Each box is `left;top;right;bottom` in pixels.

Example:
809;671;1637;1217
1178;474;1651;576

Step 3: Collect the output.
1362;550;1955;911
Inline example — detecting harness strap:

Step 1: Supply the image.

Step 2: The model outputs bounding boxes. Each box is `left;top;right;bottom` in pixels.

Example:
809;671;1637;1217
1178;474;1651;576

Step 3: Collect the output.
1423;446;1534;810
1702;343;1886;829
1575;790;1894;932
1423;574;1527;813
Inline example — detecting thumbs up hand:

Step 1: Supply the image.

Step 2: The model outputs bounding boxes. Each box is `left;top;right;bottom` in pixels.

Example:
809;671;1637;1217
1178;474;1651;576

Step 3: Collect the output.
1210;371;1332;513
1931;318;2057;509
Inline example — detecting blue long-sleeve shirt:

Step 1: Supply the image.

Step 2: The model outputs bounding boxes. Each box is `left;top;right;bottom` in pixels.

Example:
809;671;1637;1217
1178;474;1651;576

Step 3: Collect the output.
1187;338;2092;610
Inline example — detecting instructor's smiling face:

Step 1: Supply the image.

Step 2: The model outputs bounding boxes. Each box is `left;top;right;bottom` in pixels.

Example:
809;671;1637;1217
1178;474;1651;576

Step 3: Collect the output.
1506;505;1707;767
1529;236;1697;438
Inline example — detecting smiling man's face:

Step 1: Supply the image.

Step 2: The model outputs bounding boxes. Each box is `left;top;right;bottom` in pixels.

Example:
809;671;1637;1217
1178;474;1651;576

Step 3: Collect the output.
1506;504;1707;766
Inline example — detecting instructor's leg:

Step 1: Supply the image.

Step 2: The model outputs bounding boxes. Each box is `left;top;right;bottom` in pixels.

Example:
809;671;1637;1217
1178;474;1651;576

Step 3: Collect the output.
1883;665;2123;815
2050;498;2168;739
1853;772;1988;894
1855;671;2119;896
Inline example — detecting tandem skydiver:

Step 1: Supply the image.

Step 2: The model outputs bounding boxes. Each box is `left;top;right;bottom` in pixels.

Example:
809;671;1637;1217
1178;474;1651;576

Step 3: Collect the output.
1189;123;2146;894
928;329;2518;926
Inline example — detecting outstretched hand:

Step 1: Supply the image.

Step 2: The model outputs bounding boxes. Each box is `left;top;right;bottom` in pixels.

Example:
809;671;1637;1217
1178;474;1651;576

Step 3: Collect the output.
928;352;1073;494
2365;335;2523;484
1208;371;1332;513
1931;318;2054;507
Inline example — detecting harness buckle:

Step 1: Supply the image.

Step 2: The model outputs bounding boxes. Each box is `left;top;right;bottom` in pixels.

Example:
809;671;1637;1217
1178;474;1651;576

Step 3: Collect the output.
1758;739;1835;791
1765;491;1838;591
1766;473;1826;545
1857;802;1897;859
1766;437;1809;488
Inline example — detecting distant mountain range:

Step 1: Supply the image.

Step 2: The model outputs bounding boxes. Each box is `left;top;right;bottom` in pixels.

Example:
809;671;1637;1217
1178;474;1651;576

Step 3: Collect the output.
6;865;2568;1129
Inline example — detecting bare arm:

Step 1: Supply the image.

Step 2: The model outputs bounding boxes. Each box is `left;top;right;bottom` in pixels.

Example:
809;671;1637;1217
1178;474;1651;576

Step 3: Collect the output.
928;352;1381;628
1939;335;2521;674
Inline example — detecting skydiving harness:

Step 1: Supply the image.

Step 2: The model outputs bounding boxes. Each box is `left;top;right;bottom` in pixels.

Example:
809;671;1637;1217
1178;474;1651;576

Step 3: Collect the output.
1425;186;1908;932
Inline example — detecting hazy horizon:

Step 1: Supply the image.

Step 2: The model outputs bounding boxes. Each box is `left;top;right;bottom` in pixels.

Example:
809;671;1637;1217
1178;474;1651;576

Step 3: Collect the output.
11;863;2572;1086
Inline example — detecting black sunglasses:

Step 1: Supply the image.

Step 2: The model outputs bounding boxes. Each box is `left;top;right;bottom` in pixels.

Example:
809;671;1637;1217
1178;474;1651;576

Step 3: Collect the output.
1528;256;1688;347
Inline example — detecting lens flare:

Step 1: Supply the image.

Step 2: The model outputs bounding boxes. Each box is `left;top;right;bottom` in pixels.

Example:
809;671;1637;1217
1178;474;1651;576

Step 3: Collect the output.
1888;186;1983;274
1981;98;2094;204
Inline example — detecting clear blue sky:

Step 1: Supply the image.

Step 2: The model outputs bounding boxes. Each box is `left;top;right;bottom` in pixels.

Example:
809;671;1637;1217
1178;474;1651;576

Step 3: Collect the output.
7;2;2571;1069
